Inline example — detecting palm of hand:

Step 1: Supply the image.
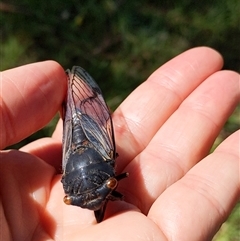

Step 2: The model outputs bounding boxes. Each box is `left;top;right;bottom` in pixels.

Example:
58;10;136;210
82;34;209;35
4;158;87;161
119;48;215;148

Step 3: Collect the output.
1;47;239;241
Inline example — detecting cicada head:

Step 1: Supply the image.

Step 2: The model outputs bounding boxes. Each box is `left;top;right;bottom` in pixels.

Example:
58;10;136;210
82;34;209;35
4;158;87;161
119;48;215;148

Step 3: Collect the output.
62;176;118;210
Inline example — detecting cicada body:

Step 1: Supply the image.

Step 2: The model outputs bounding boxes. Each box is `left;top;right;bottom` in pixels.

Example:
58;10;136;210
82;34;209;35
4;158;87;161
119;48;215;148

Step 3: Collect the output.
61;66;128;223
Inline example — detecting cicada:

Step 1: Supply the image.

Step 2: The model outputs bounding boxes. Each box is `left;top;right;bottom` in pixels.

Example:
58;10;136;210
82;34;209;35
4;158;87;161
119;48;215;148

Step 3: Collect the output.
61;66;128;223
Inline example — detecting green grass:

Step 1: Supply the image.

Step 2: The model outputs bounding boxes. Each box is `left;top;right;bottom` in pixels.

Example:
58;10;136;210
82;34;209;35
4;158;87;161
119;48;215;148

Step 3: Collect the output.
213;203;240;241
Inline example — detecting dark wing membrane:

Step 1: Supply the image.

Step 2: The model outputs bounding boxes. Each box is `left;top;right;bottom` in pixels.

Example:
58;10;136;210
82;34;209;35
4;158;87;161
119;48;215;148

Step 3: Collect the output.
62;72;73;170
62;118;72;170
68;66;115;160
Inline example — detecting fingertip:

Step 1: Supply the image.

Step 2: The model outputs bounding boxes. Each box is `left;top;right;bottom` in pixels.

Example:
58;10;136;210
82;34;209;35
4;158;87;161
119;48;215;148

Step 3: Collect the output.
1;61;67;149
188;46;223;66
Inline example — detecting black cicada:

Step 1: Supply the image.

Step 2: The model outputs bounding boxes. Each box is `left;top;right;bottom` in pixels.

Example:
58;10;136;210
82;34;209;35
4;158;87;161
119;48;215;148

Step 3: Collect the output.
61;66;128;223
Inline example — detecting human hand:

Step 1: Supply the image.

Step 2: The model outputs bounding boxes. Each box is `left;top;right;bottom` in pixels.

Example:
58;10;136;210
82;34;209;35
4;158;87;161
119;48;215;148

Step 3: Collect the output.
1;47;239;241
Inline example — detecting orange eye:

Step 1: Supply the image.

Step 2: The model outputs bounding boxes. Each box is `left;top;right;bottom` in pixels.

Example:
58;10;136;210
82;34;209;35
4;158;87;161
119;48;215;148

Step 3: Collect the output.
106;177;118;190
63;195;72;205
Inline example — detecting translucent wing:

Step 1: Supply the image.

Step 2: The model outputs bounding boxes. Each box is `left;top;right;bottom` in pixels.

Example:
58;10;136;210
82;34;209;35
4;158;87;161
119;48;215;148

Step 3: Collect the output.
62;75;73;170
62;66;115;168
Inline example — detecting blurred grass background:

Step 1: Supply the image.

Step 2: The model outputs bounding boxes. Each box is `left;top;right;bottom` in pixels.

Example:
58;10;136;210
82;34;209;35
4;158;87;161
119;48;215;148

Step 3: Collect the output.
1;1;239;240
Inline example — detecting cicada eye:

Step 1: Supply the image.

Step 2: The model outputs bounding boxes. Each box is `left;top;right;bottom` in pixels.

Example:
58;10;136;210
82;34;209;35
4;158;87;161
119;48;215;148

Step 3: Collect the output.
63;195;72;205
106;177;118;190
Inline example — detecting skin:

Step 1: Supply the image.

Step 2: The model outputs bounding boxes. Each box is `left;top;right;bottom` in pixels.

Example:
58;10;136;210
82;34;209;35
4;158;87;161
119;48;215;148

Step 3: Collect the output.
0;47;239;241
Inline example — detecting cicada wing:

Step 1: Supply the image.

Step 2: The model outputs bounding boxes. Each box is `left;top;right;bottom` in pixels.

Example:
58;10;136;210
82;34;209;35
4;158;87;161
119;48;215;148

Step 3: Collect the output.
80;113;115;160
62;70;74;171
62;117;73;171
69;66;116;160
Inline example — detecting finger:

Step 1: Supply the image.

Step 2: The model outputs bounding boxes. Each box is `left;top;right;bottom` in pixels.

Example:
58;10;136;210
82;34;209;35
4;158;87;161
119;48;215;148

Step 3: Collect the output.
52;118;63;141
0;150;55;240
124;70;239;213
148;130;240;241
113;47;223;171
20;137;62;172
1;61;66;149
19;117;63;171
